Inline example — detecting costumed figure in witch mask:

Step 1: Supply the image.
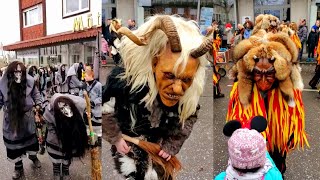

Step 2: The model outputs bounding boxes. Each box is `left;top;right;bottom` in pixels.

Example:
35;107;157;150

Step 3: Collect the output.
0;61;43;179
227;14;308;175
28;65;38;79
102;15;211;179
43;93;88;179
215;116;282;180
66;63;85;96
55;64;68;94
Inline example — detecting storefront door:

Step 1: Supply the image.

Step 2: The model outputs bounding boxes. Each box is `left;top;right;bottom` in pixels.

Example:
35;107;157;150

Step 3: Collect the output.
262;8;282;20
254;0;290;21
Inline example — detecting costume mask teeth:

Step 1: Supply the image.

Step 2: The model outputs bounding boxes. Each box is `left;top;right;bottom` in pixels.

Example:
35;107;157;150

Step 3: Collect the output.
14;64;22;83
58;102;73;117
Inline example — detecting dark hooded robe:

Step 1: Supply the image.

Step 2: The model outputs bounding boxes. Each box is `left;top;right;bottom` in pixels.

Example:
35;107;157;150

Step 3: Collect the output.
0;71;42;162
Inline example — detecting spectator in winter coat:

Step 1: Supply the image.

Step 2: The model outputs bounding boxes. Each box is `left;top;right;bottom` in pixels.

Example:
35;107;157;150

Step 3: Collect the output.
298;19;308;60
311;20;320;32
307;27;318;62
231;24;245;47
225;23;233;47
244;21;253;39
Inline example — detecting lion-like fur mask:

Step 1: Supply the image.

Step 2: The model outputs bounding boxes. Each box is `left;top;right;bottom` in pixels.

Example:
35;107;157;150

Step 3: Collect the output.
252;14;281;35
231;29;303;106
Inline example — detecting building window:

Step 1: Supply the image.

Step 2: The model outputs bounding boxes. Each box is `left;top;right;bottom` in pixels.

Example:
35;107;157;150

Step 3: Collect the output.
23;4;43;27
177;8;184;15
63;0;90;18
165;8;172;15
213;14;221;22
190;9;197;16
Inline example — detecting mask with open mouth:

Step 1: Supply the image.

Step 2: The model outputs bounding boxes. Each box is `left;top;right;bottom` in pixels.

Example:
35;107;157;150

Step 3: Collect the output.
14;64;22;83
58;101;73;117
152;45;199;107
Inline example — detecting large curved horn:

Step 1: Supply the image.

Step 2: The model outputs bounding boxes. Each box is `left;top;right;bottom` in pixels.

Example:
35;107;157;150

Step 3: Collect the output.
190;38;213;58
145;16;182;52
116;27;147;46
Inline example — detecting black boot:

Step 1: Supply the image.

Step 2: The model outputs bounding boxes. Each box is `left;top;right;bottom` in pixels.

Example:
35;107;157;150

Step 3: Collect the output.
269;148;287;174
29;155;41;168
12;161;24;180
62;163;71;180
53;163;61;180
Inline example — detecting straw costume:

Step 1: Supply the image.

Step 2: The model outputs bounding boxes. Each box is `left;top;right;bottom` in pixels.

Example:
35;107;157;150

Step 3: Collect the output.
227;14;308;174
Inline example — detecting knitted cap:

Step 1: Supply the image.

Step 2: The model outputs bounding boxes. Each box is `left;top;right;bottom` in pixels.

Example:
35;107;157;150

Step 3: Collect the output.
225;23;232;29
228;128;266;169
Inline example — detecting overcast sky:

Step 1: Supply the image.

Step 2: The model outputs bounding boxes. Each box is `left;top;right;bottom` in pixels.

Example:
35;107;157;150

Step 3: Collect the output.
0;0;20;46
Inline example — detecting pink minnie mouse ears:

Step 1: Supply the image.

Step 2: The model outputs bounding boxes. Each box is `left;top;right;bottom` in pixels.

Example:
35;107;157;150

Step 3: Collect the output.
223;116;267;137
224;116;268;170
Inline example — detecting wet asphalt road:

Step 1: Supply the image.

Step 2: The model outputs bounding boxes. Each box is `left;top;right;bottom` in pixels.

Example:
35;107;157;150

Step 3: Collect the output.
213;63;320;179
102;67;214;180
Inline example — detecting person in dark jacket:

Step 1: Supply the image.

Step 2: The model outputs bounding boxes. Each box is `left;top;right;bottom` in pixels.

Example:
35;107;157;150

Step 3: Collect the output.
298;19;308;61
104;19;122;65
307;29;318;62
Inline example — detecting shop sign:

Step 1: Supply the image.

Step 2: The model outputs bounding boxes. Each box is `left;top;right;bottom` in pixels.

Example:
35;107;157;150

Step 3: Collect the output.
17;49;39;58
73;12;101;32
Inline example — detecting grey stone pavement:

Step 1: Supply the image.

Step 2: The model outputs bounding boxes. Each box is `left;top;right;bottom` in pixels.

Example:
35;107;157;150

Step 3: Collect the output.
101;66;214;180
0;60;317;179
0;110;92;180
213;62;320;179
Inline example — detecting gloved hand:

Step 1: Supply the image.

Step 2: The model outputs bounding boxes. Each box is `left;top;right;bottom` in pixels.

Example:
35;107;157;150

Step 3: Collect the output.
90;101;95;108
81;82;87;90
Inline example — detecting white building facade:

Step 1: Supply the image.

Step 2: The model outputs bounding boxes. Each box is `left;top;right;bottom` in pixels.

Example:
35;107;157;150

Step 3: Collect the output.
4;0;102;67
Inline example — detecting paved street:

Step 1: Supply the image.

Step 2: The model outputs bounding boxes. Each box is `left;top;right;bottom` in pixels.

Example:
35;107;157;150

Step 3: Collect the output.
0;112;92;180
213;63;320;179
102;67;214;180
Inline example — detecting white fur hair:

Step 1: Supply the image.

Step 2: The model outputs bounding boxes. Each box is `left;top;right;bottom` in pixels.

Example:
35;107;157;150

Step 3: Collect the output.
118;15;207;124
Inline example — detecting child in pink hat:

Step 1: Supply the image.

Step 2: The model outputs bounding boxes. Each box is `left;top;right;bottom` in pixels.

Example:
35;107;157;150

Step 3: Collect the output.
215;116;283;180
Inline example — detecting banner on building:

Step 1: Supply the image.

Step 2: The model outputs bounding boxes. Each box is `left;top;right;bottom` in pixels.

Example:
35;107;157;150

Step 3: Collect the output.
199;7;214;33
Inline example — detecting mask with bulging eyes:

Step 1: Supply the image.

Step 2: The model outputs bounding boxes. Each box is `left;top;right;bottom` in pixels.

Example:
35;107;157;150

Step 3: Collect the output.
253;56;276;91
58;102;73;117
14;64;22;83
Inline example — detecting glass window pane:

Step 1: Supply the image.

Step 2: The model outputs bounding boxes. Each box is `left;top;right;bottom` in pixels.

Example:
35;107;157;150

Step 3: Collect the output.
264;9;281;19
190;9;197;15
24;12;28;26
66;0;80;13
81;0;89;9
254;8;262;18
177;8;184;15
165;8;172;15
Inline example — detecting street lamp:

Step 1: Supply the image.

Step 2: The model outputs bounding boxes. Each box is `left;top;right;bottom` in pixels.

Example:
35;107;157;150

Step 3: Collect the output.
197;0;201;22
